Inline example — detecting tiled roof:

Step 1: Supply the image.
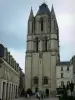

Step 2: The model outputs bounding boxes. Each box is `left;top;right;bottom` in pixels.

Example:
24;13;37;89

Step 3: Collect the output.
56;61;70;66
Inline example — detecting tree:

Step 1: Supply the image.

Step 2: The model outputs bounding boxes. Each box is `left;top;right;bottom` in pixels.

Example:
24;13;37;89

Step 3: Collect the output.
70;82;74;96
26;88;32;96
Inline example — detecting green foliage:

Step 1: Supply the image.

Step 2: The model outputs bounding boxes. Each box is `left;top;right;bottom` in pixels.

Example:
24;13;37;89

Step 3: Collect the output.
26;88;32;95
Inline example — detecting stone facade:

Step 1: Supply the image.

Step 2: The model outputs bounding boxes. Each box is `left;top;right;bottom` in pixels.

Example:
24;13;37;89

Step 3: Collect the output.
0;44;20;100
56;56;75;90
25;3;60;96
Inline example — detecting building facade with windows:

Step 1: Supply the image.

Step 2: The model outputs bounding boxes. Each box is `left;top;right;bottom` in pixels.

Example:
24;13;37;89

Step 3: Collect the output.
25;3;60;96
0;44;20;100
56;62;73;88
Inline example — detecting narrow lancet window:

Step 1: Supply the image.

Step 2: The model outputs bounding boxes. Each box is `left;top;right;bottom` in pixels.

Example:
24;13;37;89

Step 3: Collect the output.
32;22;33;33
43;37;47;51
45;37;47;51
36;38;38;52
41;19;43;31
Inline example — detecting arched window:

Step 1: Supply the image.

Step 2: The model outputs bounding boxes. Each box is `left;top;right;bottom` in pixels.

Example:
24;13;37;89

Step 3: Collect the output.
41;19;43;31
33;76;38;85
36;37;38;52
45;37;47;51
43;37;47;51
32;22;33;33
43;77;48;85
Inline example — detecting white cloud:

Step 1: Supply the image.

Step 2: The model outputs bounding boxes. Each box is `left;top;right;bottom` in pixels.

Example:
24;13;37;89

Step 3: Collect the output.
57;13;74;43
8;48;25;72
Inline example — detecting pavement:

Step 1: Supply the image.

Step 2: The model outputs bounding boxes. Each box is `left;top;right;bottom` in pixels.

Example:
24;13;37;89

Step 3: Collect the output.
13;97;59;100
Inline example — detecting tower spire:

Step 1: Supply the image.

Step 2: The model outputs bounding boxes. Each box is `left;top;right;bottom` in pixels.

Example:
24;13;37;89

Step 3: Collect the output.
51;4;56;19
29;7;34;20
51;4;54;13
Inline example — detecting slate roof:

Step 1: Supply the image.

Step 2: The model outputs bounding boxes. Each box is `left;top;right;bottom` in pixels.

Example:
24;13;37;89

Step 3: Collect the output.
56;61;70;66
36;3;50;16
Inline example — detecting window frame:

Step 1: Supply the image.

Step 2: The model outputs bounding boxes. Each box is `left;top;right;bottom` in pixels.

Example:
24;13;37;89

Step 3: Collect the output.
61;73;63;78
43;77;48;85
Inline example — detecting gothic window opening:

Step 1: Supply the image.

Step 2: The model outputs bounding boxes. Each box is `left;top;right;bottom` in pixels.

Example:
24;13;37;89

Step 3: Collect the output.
41;19;43;31
43;37;47;51
36;37;38;52
32;22;33;33
33;76;38;85
43;77;48;85
45;37;47;51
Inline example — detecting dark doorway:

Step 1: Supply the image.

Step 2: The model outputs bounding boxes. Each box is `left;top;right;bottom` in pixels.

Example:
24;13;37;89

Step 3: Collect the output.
45;89;49;97
35;87;38;92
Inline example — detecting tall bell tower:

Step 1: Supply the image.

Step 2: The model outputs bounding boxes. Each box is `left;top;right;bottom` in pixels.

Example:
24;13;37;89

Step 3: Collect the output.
25;3;60;96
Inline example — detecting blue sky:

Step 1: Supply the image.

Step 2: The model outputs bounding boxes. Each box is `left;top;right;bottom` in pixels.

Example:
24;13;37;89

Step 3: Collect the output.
0;0;75;72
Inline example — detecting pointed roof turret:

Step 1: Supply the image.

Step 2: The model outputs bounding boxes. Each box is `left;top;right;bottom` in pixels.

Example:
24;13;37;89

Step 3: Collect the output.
29;7;34;20
51;4;54;12
51;4;56;19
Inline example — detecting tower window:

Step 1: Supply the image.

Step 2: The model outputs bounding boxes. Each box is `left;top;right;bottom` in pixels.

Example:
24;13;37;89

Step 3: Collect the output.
43;77;48;85
45;37;47;51
32;22;33;33
36;37;38;52
41;19;43;31
43;37;47;51
33;76;38;85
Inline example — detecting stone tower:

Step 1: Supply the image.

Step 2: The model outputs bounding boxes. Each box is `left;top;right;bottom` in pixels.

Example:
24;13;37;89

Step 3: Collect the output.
25;3;60;96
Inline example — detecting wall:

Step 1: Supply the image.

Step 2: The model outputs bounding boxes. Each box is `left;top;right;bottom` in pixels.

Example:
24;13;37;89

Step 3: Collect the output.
56;64;73;88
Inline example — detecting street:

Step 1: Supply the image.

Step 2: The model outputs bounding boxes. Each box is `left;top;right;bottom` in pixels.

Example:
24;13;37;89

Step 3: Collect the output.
13;97;59;100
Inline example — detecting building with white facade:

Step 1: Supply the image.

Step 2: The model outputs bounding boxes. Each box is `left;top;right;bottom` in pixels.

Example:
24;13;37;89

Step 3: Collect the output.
0;44;20;100
56;61;73;88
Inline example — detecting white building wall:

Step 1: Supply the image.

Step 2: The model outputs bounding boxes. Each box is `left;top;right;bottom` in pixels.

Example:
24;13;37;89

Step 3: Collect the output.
0;59;19;100
56;64;73;88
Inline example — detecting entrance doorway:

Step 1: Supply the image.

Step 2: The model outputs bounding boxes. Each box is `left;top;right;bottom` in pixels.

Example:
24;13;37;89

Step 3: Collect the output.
45;89;49;97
